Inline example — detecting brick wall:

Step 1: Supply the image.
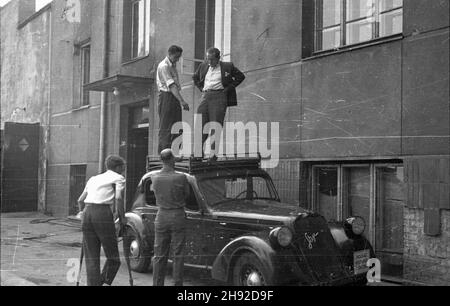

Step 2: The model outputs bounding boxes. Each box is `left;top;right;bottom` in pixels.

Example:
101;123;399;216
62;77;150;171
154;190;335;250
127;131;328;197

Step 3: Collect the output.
404;209;450;285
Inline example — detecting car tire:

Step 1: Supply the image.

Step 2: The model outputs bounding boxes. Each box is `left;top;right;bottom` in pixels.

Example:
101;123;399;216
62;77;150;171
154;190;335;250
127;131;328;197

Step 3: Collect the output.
124;226;152;273
231;252;272;286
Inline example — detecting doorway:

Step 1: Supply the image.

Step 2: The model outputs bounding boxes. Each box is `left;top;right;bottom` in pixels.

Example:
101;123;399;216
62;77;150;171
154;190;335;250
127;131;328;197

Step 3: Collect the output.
1;123;39;212
126;105;149;211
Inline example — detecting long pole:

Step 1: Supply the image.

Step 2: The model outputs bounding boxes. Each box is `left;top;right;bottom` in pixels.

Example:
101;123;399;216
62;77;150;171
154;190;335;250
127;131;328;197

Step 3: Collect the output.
122;228;134;286
76;239;84;286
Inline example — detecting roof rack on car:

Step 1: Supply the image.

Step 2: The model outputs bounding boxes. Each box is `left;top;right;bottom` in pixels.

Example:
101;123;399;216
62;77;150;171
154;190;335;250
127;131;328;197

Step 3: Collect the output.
146;153;262;174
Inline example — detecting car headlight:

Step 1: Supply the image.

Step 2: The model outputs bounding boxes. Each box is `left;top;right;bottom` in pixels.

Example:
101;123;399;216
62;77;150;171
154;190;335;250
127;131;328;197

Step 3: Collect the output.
346;216;366;236
270;226;293;248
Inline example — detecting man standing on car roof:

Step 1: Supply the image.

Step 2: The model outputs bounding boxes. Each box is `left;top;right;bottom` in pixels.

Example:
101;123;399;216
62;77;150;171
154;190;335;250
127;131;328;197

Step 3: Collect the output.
149;149;190;286
156;45;190;154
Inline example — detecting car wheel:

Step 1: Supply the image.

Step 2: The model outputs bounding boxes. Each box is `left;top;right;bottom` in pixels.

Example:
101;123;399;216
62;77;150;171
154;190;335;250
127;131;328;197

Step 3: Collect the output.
232;252;271;286
124;226;151;273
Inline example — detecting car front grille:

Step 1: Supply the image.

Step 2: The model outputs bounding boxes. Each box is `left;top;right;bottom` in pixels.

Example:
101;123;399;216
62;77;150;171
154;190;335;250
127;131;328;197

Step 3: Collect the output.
292;214;349;284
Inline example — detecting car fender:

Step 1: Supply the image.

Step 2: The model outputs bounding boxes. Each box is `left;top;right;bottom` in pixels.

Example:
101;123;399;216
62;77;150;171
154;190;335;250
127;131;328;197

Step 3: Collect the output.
125;212;145;234
329;222;375;264
211;236;276;283
124;212;153;250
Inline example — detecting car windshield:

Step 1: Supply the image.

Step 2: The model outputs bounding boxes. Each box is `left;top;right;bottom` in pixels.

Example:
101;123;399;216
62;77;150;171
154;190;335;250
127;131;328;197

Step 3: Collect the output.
198;174;279;207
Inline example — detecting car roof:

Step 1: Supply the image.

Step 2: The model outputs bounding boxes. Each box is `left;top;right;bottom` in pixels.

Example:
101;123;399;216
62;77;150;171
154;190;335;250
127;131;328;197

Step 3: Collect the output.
146;155;263;175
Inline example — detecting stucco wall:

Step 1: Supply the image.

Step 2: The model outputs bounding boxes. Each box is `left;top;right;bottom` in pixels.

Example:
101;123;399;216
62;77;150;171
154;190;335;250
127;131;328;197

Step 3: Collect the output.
1;1;50;128
1;1;51;212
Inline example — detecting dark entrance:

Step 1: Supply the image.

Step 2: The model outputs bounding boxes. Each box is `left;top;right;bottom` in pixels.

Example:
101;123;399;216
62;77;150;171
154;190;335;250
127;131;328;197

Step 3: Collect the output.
69;165;87;215
126;105;149;211
1;122;40;212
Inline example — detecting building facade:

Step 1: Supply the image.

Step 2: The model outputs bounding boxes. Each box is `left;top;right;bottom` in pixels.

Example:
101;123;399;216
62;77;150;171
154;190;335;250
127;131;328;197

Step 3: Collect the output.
1;0;449;285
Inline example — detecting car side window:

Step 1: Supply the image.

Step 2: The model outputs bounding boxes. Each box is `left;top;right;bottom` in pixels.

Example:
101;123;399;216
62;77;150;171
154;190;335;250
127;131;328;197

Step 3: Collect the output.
185;183;199;212
145;179;156;206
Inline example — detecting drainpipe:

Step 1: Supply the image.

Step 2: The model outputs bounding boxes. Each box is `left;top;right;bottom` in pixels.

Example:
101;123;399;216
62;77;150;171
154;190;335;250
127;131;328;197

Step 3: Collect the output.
44;8;53;212
98;0;111;173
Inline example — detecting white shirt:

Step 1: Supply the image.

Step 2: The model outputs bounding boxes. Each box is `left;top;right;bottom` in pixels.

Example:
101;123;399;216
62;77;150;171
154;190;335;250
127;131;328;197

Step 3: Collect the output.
83;170;126;205
203;65;224;91
156;57;181;92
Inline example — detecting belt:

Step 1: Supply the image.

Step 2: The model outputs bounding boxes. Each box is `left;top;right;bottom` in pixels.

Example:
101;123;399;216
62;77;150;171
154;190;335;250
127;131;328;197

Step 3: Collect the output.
203;89;224;93
85;203;113;207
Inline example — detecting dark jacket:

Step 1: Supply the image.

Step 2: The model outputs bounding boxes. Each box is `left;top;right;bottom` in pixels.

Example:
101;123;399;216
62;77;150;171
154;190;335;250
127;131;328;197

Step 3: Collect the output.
193;61;245;107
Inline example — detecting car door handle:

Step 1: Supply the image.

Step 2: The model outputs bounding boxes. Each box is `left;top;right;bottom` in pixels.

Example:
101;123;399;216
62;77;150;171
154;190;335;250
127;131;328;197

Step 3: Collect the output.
219;222;227;226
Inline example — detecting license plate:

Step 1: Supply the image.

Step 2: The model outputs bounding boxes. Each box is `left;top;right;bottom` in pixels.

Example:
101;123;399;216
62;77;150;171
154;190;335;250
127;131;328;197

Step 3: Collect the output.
353;249;370;275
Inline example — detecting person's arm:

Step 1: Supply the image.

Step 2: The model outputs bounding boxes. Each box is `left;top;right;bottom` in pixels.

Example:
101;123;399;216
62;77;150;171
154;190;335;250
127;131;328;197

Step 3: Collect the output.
230;63;245;88
77;190;87;212
192;64;203;91
160;64;190;111
169;84;190;111
114;181;126;226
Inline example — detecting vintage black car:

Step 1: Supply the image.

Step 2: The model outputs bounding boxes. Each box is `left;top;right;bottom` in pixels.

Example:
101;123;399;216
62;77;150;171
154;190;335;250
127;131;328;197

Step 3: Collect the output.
122;156;375;286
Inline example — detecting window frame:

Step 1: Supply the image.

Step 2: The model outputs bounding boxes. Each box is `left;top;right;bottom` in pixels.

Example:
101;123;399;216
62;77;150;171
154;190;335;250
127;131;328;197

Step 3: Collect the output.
311;162;404;249
130;0;151;60
311;165;341;222
189;0;232;75
80;43;91;106
314;0;403;53
373;164;405;255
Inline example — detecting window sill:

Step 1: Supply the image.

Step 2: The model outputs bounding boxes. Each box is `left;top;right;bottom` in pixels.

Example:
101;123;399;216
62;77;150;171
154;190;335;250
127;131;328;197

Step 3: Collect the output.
303;34;404;62
122;55;150;66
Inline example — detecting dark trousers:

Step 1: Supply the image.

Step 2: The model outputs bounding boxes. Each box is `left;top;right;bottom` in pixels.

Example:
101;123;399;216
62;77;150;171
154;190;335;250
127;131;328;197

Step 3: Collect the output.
158;92;182;154
196;91;228;153
81;205;120;286
153;209;186;286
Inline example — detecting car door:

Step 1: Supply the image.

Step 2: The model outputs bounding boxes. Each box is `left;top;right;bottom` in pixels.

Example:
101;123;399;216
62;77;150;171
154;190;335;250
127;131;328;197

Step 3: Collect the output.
183;182;205;267
201;212;255;268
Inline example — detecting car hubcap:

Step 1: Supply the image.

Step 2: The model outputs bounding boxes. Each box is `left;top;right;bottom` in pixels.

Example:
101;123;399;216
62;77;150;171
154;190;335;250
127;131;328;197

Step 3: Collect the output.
243;268;264;286
130;240;140;258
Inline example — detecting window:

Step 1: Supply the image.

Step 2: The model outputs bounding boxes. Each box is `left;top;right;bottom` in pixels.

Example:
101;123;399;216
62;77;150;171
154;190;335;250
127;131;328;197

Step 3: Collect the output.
123;0;151;61
315;0;403;52
311;162;405;277
198;174;280;207
80;43;90;106
188;0;231;73
69;165;87;215
213;0;232;62
131;0;151;59
130;105;150;129
375;165;405;277
314;167;338;221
